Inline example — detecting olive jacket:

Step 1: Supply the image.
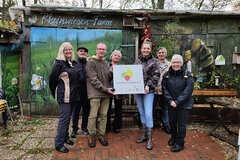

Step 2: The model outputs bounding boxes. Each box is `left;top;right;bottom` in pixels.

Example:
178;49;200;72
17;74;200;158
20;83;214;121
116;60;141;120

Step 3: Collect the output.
86;56;112;99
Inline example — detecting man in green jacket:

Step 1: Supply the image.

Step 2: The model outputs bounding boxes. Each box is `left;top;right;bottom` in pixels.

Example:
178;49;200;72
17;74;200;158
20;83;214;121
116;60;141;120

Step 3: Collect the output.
86;42;114;148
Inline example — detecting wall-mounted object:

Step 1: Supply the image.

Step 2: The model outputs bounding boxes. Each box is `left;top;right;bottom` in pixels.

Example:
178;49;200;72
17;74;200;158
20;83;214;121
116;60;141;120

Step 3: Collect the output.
232;46;240;70
186;60;192;73
134;17;145;29
215;76;220;86
196;77;203;83
215;55;225;65
123;15;134;27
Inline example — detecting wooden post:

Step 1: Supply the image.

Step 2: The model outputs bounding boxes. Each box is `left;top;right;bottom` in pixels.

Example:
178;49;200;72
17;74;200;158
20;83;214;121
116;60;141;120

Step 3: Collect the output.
135;33;139;61
18;94;23;117
6;103;13;122
238;129;240;160
0;50;2;88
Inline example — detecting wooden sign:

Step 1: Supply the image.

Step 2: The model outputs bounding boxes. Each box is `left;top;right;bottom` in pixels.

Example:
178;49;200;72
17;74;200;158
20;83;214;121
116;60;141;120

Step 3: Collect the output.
28;12;123;29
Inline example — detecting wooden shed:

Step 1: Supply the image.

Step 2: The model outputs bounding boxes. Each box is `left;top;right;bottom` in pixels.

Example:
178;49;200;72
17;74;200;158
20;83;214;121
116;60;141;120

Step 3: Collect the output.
9;5;240;115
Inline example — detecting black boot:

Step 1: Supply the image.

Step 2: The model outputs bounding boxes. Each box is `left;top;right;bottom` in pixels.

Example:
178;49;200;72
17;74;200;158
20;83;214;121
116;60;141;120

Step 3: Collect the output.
136;124;148;143
168;137;176;146
146;127;152;150
171;144;184;152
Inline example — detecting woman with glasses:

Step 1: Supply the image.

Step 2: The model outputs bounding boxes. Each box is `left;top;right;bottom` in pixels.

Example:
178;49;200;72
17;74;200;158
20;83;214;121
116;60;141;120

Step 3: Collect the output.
162;54;194;152
49;42;80;153
134;41;160;150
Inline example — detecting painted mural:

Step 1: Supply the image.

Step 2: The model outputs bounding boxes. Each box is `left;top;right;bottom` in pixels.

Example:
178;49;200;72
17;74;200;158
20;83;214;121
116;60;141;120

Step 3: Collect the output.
30;27;122;111
0;45;20;107
180;38;214;77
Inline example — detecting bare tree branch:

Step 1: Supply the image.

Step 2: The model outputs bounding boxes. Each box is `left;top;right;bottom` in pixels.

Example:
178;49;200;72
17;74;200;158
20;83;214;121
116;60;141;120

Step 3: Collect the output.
198;0;204;10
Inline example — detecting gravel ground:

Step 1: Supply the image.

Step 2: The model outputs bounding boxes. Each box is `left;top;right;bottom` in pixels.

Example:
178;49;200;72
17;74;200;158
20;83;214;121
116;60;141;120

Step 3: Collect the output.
0;116;239;160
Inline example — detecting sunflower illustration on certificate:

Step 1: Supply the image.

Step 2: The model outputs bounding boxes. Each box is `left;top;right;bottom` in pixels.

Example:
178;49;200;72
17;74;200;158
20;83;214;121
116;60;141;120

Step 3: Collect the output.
113;65;144;94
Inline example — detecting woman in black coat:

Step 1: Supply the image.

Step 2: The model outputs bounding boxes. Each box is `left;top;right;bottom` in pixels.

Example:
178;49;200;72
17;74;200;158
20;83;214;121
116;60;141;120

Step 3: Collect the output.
49;42;80;153
162;54;194;152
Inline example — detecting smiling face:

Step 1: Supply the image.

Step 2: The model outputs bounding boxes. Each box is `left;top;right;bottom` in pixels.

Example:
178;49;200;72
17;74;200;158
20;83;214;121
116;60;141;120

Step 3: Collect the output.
171;58;183;71
111;52;121;64
141;43;151;57
77;49;88;59
96;43;107;59
157;48;167;61
63;45;73;61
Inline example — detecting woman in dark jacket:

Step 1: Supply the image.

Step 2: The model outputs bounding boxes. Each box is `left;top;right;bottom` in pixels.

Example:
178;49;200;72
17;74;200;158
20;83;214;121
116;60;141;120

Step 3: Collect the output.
162;54;194;152
134;41;160;150
49;42;80;153
106;50;123;134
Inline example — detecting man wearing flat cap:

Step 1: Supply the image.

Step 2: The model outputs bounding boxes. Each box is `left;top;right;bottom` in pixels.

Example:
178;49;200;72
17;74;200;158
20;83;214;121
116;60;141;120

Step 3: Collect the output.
71;46;90;138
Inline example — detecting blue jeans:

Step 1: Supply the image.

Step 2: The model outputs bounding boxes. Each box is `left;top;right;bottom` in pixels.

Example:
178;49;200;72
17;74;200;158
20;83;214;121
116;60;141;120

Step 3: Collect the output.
134;93;154;128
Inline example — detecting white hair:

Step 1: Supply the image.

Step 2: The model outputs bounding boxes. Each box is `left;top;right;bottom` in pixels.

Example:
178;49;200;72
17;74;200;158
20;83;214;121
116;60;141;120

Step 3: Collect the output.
171;54;183;63
110;50;122;60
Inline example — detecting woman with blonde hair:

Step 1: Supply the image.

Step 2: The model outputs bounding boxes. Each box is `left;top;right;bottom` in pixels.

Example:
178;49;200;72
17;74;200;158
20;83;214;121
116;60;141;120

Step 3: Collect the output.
49;42;80;153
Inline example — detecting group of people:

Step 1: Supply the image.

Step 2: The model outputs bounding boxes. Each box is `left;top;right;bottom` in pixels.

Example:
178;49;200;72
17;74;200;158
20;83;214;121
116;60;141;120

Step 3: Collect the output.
49;40;194;153
134;41;194;152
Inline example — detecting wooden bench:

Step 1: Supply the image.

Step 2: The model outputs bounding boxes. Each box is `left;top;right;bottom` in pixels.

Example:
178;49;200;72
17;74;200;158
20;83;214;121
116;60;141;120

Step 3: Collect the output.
193;89;238;108
112;89;238;118
193;89;237;98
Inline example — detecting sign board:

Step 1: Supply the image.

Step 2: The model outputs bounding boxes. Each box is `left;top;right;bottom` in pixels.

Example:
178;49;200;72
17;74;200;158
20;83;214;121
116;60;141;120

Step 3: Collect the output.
29;13;123;29
113;65;144;94
215;55;225;65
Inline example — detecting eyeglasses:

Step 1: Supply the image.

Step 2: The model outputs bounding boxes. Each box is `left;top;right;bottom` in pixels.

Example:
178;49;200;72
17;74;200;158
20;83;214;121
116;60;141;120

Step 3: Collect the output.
158;52;165;54
64;49;73;52
172;62;181;64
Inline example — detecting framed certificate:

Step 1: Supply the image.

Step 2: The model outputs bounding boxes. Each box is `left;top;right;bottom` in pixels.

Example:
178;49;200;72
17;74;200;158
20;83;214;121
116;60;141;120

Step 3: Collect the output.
113;65;144;94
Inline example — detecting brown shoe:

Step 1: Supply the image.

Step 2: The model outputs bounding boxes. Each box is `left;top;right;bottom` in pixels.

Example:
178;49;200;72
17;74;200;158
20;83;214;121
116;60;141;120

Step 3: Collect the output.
88;136;96;148
99;135;108;146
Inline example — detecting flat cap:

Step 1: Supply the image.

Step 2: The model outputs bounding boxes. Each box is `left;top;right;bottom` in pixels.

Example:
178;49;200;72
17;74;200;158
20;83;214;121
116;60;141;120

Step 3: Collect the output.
77;47;88;52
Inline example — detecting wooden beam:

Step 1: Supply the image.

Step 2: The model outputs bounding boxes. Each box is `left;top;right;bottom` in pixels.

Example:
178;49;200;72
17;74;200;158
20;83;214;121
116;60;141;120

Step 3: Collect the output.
193;89;237;98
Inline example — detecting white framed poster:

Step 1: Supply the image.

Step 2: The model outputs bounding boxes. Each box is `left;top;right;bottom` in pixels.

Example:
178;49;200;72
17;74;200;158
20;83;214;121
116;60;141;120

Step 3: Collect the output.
113;65;144;94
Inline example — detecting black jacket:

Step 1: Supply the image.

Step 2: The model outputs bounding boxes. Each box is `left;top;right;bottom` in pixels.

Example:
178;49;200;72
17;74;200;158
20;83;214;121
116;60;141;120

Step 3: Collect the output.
49;60;80;103
76;58;88;100
162;67;194;109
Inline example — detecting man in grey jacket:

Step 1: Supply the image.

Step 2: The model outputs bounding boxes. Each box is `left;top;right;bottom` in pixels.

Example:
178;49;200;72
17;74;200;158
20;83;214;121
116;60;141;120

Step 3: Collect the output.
153;47;171;134
86;42;114;148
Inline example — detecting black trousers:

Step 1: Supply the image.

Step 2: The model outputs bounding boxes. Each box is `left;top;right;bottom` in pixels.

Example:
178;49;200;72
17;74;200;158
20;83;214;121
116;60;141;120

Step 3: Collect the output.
2;109;7;129
153;94;169;126
55;102;75;148
106;96;123;130
168;106;189;146
72;100;90;132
